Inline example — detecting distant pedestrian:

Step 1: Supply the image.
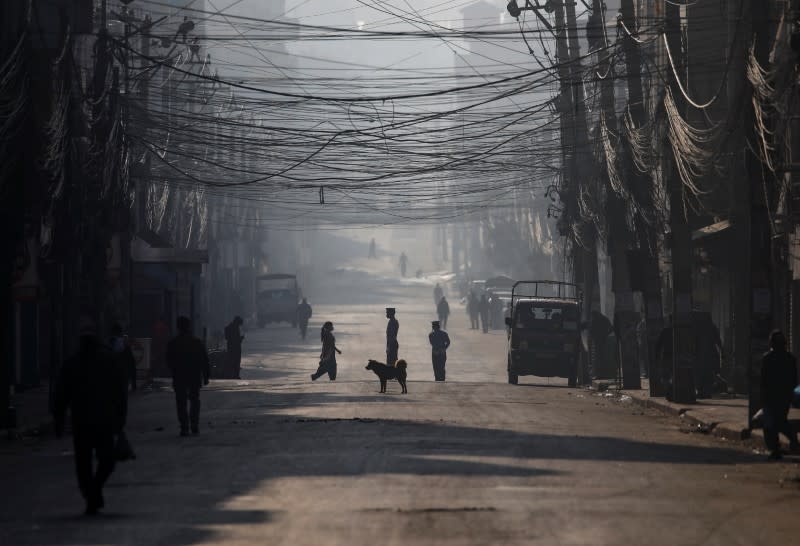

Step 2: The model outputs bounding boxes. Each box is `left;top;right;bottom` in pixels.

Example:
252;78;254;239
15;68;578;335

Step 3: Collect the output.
369;238;377;259
312;321;341;381
437;296;450;329
110;323;137;391
433;283;443;305
386;307;400;364
54;317;128;515
467;292;479;330
479;294;490;333
296;298;313;340
429;321;451;381
760;330;799;459
399;252;408;277
166;316;210;437
224;316;245;379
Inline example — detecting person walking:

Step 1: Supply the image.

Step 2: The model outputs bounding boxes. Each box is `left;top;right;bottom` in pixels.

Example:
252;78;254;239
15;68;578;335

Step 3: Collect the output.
166;316;210;437
468;291;480;330
369;238;377;259
399;252;408;277
54;318;128;515
479;294;490;334
386;307;400;365
429;321;451;381
437;296;450;330
224;316;245;379
296;298;313;340
760;330;799;459
433;283;443;305
110;322;137;391
312;321;341;381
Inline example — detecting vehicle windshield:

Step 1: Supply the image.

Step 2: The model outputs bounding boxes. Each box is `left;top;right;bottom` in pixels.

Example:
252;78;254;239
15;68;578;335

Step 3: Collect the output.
258;289;294;300
514;303;579;331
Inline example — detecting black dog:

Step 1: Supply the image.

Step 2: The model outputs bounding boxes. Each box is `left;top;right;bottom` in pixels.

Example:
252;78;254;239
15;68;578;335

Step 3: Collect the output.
365;359;408;394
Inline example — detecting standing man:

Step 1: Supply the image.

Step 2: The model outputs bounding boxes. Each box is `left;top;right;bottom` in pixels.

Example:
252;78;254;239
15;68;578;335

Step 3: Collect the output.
760;330;799;459
224;316;245;379
399;252;408;277
167;316;210;437
54;318;128;515
437;296;450;329
386;307;400;365
433;283;443;305
479;294;490;333
429;320;451;381
296;298;313;340
468;291;480;330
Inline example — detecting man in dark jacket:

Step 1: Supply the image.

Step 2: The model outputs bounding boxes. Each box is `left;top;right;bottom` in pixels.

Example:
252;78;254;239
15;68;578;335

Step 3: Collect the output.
296;298;313;340
386;308;399;364
54;318;128;515
478;294;490;333
429;321;451;381
224;316;244;379
167;316;210;436
437;297;450;330
760;330;799;459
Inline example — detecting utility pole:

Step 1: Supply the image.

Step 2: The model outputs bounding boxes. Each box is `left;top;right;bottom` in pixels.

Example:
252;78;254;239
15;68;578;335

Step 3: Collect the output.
620;0;665;395
665;2;695;403
590;0;640;389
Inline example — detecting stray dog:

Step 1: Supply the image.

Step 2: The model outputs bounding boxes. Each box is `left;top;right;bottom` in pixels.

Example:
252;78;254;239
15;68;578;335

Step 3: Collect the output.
365;359;408;394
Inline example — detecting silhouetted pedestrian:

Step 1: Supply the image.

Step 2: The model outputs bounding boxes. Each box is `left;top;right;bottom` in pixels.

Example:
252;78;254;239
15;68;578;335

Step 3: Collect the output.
429;321;451;381
479;294;490;333
110;323;137;391
54;318;128;515
369;238;377;259
224;316;244;379
296;298;313;340
166;316;210;436
760;330;799;459
437;296;450;329
312;321;341;381
399;252;408;277
468;292;479;330
433;283;443;305
386;307;400;364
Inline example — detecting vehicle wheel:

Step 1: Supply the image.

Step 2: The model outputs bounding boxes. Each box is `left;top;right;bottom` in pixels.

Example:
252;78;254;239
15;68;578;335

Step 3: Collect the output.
508;372;518;385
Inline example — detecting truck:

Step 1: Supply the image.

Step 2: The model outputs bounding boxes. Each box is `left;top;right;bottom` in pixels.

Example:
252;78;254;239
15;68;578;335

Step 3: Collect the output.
256;273;299;328
505;280;582;387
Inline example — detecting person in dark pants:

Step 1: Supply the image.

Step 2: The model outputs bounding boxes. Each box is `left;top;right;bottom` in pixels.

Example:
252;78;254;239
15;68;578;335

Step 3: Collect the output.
312;321;341;381
429;320;451;381
478;294;490;333
224;316;245;379
54;318;127;515
386;307;399;365
296;298;313;340
760;330;799;459
437;296;450;330
468;292;479;330
167;316;210;437
110;323;137;391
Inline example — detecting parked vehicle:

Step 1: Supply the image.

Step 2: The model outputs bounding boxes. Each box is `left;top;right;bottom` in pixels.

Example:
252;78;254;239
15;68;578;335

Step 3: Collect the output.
505;280;582;386
256;274;299;328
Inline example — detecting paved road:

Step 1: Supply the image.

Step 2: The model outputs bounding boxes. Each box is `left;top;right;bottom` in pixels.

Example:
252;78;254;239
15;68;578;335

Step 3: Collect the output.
2;264;799;546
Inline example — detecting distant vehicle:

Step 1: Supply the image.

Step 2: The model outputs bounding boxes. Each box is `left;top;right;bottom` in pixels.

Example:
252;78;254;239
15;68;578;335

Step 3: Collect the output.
505;280;582;387
256;273;299;328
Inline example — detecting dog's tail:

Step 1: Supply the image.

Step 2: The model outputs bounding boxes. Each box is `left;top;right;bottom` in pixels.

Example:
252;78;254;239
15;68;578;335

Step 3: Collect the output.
394;359;407;370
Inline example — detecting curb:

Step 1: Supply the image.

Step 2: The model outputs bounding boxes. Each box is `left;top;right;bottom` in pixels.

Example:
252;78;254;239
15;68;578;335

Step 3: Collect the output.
589;380;766;450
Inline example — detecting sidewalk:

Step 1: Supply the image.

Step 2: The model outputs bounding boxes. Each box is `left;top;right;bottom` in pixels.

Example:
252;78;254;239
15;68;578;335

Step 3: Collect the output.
592;378;800;450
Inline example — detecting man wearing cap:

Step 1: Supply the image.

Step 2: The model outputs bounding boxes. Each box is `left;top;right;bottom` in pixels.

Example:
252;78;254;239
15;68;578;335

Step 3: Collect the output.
167;316;210;436
429;321;451;381
54;317;128;515
386;308;400;365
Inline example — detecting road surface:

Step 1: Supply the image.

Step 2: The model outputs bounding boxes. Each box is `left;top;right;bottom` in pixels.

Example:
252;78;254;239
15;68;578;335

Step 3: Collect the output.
2;261;799;546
